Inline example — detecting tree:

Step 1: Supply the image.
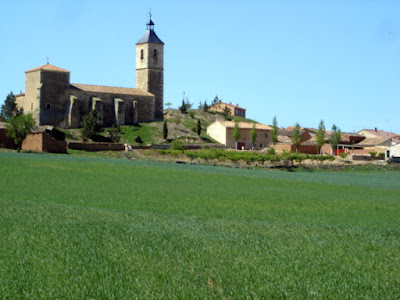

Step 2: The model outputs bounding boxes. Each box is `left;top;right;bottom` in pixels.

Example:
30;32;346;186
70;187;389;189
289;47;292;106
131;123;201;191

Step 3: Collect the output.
250;123;257;150
81;110;102;141
163;119;168;140
329;124;341;155
223;105;231;116
212;95;219;105
203;101;209;112
316;120;326;155
5;113;36;151
270;116;279;148
196;119;201;136
179;99;187;114
165;102;172;109
107;125;121;142
232;121;241;150
1;92;18;121
198;101;203;109
291;123;301;152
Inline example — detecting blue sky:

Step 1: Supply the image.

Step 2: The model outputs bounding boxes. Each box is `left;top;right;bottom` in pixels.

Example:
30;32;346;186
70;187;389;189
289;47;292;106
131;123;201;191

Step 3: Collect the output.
1;0;399;133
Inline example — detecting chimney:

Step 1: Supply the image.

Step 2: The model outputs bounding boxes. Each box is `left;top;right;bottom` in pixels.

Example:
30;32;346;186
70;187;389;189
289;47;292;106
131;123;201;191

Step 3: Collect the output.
236;104;239;107
375;127;377;132
229;102;232;105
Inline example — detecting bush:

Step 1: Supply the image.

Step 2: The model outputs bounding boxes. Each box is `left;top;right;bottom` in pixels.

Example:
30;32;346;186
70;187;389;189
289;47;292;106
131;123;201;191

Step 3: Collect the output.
81;110;102;141
378;152;385;158
188;111;195;119
339;152;348;158
369;151;377;157
267;148;276;155
171;139;185;151
135;135;143;144
107;125;121;142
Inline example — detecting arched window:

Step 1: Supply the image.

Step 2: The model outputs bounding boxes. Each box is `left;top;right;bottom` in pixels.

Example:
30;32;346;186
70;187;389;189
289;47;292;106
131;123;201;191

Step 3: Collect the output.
154;49;157;57
140;49;144;60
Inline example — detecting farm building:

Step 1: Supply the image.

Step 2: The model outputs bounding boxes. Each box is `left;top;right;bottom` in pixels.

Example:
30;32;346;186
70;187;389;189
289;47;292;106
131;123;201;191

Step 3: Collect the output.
207;120;271;150
21;126;67;153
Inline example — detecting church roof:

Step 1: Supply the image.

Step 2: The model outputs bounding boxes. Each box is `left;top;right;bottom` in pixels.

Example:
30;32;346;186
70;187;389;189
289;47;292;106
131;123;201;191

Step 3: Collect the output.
136;29;164;45
25;63;70;73
70;83;155;97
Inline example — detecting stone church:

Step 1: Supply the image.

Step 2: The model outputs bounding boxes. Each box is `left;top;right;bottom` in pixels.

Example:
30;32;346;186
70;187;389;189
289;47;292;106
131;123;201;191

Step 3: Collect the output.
16;18;164;128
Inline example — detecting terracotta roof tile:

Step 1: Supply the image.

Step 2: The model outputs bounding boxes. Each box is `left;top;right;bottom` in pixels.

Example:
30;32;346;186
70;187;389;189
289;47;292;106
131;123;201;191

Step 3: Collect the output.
25;63;70;73
70;84;155;97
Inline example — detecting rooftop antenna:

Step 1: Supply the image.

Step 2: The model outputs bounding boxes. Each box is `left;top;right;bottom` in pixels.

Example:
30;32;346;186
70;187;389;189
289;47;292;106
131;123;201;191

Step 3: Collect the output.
46;57;49;64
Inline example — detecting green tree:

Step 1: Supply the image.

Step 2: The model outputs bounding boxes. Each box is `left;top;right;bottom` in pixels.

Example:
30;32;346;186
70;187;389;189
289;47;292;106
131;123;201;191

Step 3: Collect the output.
203;101;209;112
232;121;241;149
270;116;279;148
212;95;219;105
1;92;18;121
81;110;102;141
107;125;121;142
165;102;172;109
5;113;36;151
223;105;231;116
316;120;326;155
291;123;301;152
329;124;341;155
196;119;201;136
163;119;168;140
250;123;257;150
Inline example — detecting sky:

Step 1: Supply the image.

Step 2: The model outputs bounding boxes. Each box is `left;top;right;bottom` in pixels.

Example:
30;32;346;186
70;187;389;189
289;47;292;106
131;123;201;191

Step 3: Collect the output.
1;0;399;133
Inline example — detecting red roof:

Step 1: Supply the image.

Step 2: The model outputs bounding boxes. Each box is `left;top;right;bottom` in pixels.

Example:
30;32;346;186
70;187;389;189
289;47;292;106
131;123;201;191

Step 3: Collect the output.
25;63;70;73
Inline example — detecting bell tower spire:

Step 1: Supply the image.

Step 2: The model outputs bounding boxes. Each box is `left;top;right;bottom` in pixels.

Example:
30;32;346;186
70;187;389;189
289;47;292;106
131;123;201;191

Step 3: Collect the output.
136;15;164;121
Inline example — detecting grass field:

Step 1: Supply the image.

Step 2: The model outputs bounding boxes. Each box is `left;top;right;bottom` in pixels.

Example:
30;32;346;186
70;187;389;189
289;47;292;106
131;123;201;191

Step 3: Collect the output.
0;153;399;298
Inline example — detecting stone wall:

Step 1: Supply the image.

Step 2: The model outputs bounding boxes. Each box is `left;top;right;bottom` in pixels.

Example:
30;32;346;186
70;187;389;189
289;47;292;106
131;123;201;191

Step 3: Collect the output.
68;90;155;127
21;132;67;153
68;142;125;151
136;42;164;120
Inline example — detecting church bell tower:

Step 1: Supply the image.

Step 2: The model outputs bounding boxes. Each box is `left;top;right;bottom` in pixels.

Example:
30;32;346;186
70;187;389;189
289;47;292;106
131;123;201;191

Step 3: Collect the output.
136;16;164;120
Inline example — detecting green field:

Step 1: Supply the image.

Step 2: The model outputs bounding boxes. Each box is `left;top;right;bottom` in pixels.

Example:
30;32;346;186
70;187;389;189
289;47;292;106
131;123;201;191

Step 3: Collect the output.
1;153;399;298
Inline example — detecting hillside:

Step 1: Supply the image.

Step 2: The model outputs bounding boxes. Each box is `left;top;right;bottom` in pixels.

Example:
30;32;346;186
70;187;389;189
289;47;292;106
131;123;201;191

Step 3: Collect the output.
62;109;258;146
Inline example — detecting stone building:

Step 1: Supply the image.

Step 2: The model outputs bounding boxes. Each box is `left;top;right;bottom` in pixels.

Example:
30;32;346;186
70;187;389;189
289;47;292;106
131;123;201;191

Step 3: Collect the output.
207;120;272;150
15;18;164;128
208;101;246;118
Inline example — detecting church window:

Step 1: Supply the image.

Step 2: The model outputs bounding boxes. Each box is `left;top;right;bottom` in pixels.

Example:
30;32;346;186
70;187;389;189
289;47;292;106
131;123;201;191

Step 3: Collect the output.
140;49;144;60
154;49;157;57
46;103;51;110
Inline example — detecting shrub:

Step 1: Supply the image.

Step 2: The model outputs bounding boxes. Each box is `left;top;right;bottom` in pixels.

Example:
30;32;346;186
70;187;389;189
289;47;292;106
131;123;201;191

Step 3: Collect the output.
135;135;143;144
171;139;185;151
108;125;121;142
339;152;348;158
267;148;276;155
189;111;195;119
378;152;385;158
81;110;102;141
369;151;377;157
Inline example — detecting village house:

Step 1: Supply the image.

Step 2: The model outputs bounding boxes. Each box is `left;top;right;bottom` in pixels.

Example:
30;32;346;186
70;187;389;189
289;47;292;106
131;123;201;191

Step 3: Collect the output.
208;101;246;118
207;120;271;150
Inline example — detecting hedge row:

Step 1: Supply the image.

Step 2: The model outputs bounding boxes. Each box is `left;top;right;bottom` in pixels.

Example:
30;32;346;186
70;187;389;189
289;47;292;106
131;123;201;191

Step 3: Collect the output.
157;148;335;164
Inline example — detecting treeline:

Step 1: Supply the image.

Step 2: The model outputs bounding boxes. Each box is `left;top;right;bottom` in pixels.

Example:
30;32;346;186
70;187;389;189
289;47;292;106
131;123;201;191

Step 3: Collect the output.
158;148;334;165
